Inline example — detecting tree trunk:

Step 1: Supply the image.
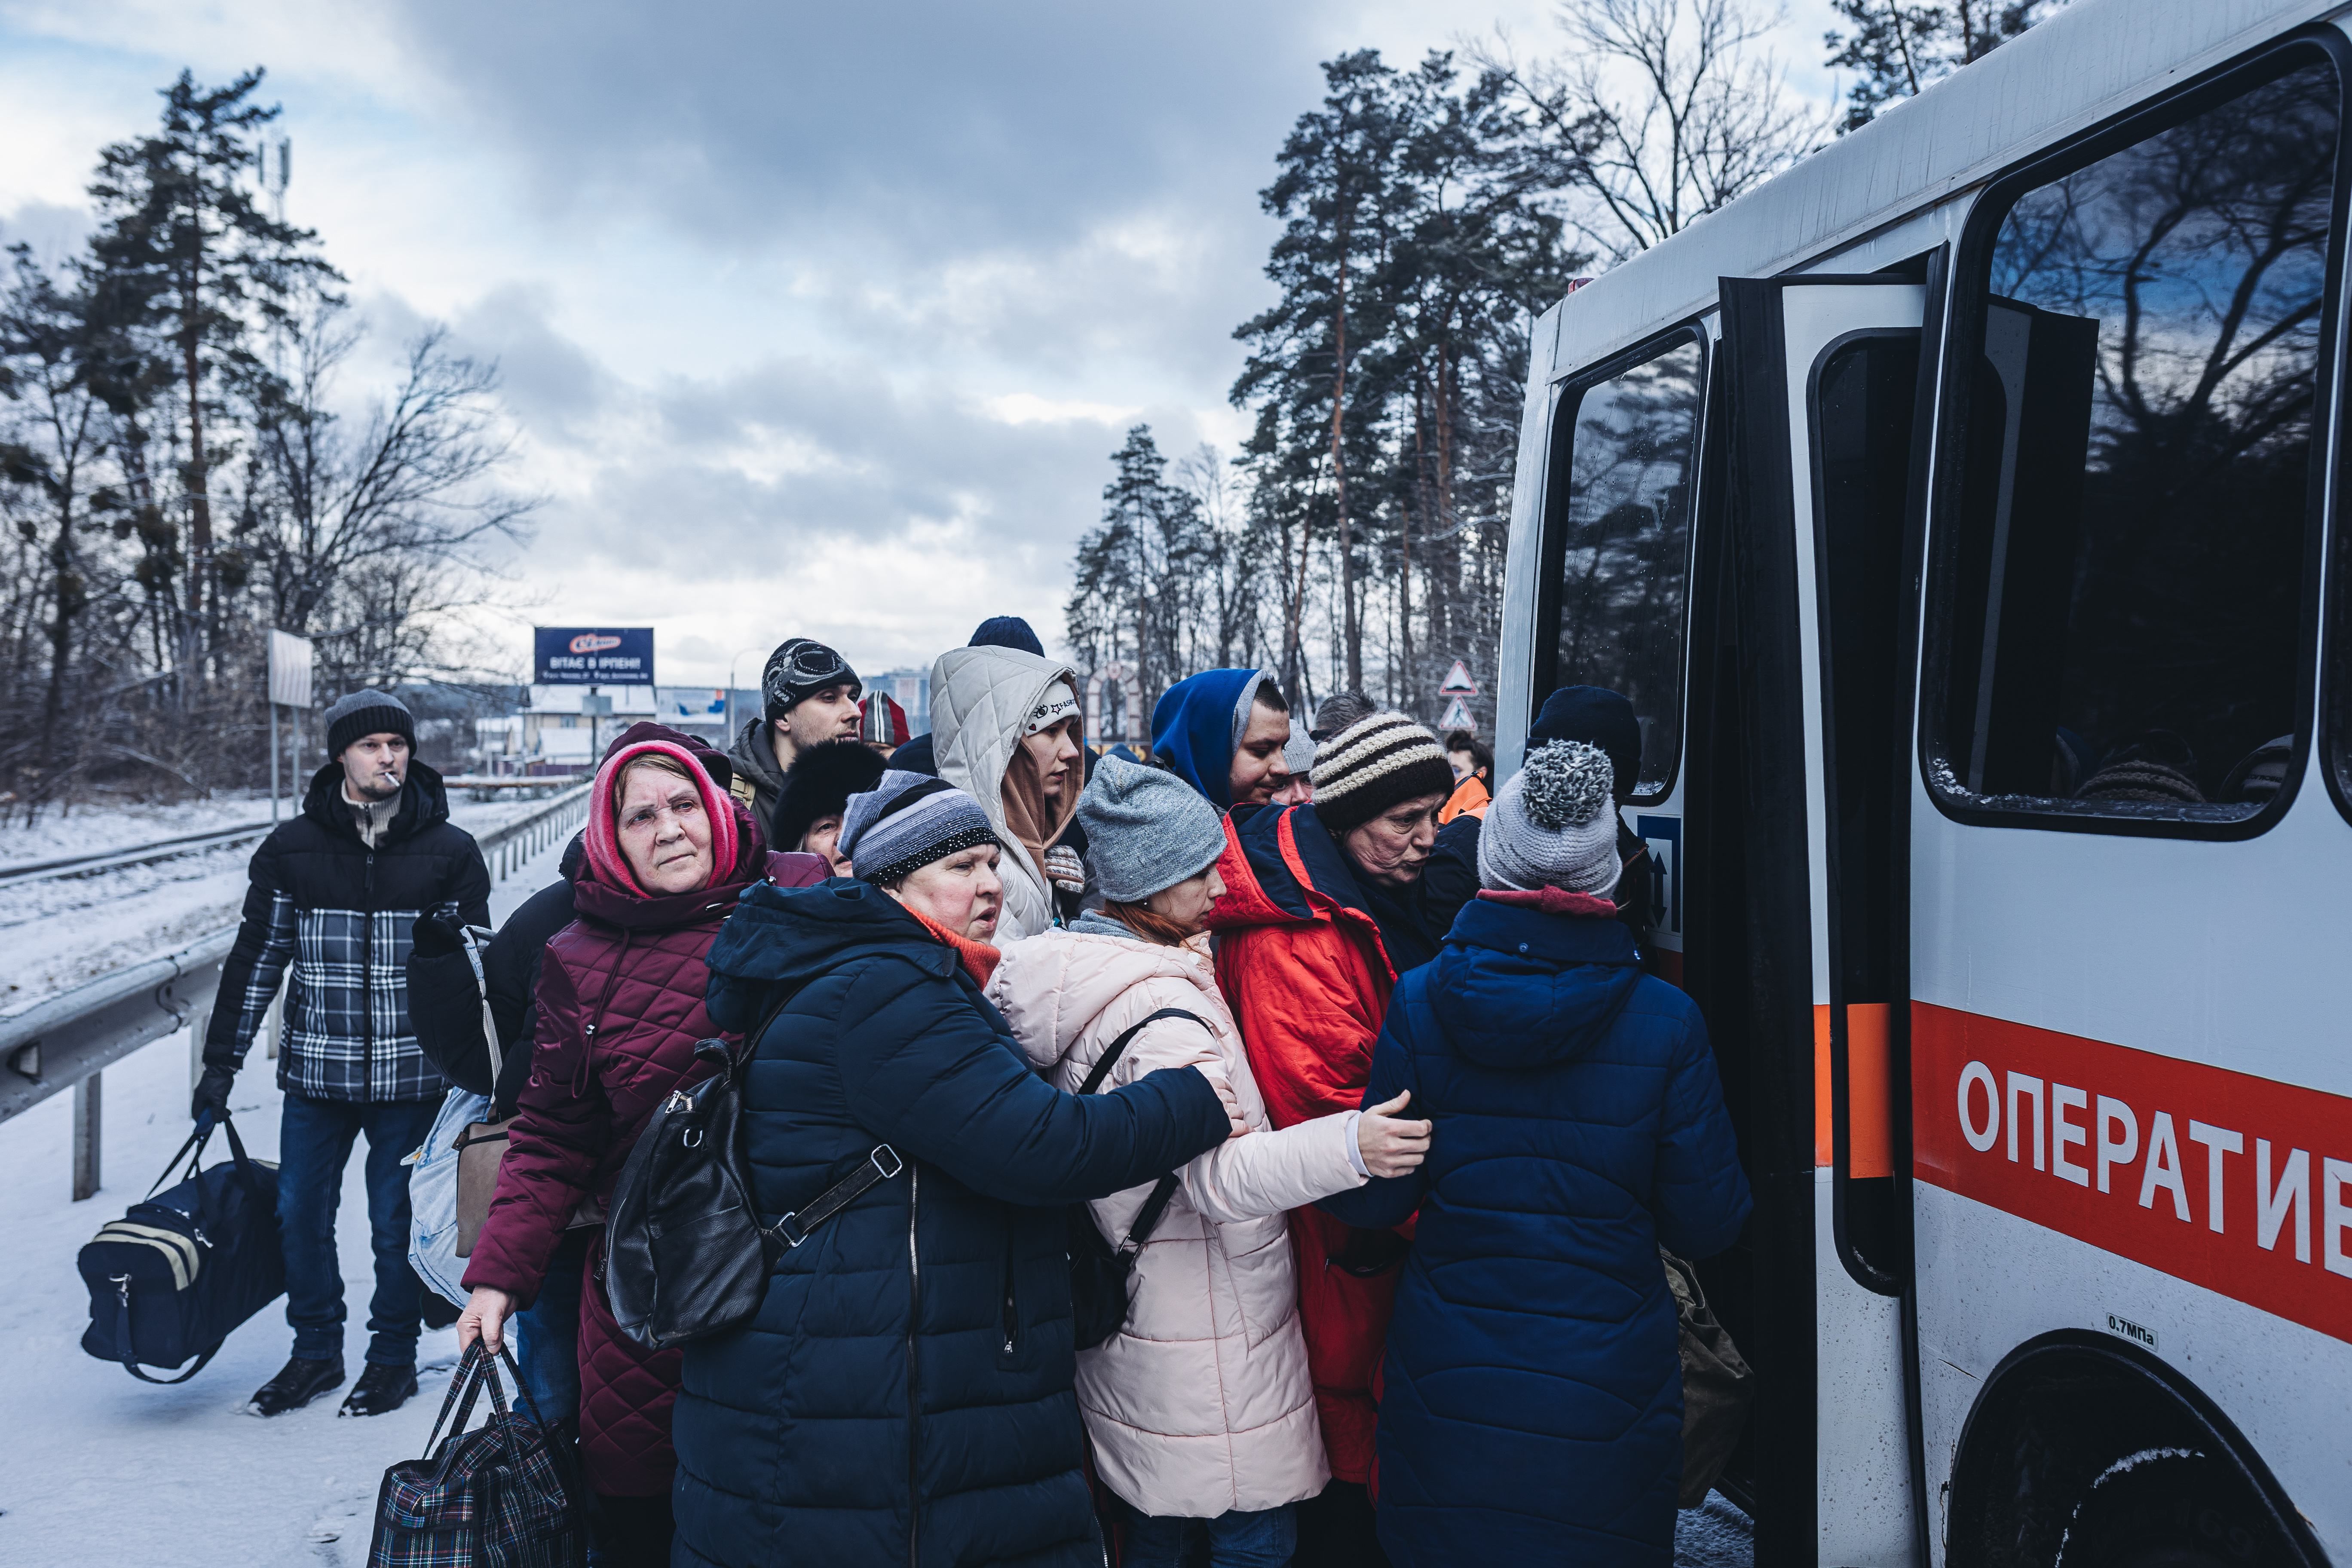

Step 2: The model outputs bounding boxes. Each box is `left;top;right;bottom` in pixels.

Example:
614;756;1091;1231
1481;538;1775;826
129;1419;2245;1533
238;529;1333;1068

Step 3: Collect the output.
1331;205;1360;695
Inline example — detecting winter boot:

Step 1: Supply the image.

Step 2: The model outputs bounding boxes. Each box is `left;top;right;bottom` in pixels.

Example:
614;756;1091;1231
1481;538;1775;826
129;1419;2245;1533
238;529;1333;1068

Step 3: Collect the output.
339;1363;420;1417
248;1356;345;1417
420;1289;462;1330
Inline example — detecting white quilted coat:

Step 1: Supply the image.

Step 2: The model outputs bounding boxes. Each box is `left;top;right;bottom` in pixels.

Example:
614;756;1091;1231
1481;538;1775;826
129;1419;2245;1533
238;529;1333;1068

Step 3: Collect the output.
987;926;1365;1519
930;643;1081;943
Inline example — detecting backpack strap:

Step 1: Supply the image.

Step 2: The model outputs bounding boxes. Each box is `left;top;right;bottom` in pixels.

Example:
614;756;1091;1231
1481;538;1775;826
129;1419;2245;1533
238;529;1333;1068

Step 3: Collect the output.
768;1145;904;1249
1076;1008;1219;1254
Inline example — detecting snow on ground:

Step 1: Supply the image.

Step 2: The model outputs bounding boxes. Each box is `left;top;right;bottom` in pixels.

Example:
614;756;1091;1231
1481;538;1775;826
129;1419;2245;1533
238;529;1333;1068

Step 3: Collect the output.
1677;1491;1756;1566
0;831;566;1568
0;791;570;1014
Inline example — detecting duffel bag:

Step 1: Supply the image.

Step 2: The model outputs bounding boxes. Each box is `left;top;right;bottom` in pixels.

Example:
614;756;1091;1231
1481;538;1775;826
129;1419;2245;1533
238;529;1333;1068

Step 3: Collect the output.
78;1108;284;1383
370;1341;588;1568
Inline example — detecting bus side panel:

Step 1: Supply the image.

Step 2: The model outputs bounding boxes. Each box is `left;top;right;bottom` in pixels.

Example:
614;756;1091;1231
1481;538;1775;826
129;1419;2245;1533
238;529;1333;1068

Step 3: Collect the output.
1814;1173;1917;1565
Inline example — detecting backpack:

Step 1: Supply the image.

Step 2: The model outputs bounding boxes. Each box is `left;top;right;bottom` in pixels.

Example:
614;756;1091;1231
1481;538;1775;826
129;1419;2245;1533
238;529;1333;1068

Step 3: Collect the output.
1066;1008;1214;1352
603;998;902;1350
369;1341;589;1568
77;1109;284;1383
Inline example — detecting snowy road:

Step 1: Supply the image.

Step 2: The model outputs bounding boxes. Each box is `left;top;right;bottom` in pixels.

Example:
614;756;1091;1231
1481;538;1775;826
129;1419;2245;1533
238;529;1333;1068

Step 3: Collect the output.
0;794;557;1014
0;826;568;1568
0;814;1756;1566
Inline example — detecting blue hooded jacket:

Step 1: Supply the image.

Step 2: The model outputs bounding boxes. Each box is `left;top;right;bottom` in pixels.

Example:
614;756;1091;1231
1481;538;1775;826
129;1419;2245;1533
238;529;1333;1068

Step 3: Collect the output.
1150;668;1268;809
671;877;1230;1568
1321;895;1750;1567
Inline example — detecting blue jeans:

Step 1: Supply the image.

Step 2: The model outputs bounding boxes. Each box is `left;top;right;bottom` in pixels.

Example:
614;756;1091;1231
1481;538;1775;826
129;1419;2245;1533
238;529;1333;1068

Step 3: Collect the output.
278;1093;440;1367
511;1228;589;1425
1124;1502;1297;1568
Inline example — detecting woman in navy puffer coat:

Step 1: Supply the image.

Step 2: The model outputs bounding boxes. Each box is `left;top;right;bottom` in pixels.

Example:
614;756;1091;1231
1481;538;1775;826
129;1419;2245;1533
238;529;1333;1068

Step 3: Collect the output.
672;772;1235;1568
1321;741;1751;1567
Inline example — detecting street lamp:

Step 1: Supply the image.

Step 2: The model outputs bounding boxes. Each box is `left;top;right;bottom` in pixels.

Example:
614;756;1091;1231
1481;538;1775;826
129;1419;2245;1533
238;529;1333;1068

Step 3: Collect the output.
726;646;769;739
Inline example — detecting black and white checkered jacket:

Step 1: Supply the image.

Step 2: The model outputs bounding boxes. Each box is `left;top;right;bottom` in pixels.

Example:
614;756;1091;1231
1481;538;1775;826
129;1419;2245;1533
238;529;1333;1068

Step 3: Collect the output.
205;760;493;1103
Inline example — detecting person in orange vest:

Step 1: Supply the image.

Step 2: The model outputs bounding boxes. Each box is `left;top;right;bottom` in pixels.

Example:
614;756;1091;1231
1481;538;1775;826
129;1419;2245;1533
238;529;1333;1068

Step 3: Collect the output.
1438;729;1493;823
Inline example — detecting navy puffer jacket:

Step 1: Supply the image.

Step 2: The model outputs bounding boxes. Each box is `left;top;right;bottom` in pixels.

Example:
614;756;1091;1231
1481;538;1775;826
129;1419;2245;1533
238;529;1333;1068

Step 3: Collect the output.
1321;894;1750;1568
672;877;1232;1568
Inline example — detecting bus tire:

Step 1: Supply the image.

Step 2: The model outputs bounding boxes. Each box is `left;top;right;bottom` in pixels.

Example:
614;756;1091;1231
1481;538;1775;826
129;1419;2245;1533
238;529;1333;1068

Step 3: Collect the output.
2054;1452;2267;1568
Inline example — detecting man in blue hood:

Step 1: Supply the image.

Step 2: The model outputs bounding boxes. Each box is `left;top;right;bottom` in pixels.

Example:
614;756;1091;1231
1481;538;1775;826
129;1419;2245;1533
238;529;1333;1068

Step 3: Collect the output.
1150;668;1295;810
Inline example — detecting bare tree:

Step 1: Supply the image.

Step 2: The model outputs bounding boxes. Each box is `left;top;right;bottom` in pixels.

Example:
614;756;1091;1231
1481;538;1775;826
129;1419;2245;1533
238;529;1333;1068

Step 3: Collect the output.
1476;0;1828;264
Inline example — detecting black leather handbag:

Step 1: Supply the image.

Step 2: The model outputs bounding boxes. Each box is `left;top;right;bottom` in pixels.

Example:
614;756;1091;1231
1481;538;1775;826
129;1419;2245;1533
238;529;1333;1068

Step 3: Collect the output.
1066;1008;1214;1351
605;1029;901;1350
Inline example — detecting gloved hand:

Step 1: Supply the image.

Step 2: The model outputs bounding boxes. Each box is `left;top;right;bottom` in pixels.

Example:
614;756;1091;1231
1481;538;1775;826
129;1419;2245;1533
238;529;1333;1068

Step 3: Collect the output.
411;910;466;961
1042;844;1087;896
191;1063;236;1121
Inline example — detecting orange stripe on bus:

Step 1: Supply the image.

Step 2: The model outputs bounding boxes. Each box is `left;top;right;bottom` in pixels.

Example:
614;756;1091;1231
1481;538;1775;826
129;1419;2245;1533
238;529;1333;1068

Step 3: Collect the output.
1814;1002;1893;1177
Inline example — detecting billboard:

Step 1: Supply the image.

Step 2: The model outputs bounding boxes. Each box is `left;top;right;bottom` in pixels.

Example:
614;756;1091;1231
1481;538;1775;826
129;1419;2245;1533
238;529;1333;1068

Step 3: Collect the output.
535;627;655;686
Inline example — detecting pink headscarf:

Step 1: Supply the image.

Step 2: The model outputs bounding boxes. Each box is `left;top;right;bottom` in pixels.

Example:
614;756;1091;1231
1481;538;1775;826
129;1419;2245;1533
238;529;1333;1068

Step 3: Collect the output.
585;737;741;897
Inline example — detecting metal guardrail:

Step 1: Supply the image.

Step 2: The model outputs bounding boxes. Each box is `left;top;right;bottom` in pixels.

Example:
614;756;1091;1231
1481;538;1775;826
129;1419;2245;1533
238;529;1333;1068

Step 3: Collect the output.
0;779;593;1197
0;820;274;891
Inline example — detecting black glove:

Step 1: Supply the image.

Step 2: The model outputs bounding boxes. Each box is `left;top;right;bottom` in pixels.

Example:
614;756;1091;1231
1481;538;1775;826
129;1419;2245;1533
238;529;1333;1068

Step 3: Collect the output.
411;910;467;962
191;1064;236;1121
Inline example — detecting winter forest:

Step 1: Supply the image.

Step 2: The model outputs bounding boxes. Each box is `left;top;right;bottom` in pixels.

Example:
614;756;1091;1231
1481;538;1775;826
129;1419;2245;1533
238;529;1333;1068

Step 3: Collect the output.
0;1;2057;812
1063;0;2058;734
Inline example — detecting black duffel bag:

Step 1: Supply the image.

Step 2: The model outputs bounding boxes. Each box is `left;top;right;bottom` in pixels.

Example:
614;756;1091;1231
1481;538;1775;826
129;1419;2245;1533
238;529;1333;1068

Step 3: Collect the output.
78;1108;284;1383
605;1032;901;1349
1067;1008;1212;1351
370;1341;589;1568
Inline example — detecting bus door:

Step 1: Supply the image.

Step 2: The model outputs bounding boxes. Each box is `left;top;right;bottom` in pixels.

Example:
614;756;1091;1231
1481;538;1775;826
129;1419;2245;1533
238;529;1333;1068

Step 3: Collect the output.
1710;274;1931;1568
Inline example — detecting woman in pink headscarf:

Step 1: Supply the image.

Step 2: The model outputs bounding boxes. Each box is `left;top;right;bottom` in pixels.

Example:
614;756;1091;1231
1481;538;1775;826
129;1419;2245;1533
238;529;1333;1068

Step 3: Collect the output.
457;723;821;1565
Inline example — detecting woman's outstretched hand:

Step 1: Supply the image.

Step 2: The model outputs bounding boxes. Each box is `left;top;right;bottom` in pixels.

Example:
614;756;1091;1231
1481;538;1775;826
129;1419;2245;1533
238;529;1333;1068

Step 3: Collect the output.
1194;1068;1250;1138
456;1286;515;1354
1357;1091;1433;1178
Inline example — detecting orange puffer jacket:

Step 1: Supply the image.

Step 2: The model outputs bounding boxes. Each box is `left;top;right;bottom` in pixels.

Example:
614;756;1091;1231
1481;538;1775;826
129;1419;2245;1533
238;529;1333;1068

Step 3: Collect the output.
1202;802;1411;1487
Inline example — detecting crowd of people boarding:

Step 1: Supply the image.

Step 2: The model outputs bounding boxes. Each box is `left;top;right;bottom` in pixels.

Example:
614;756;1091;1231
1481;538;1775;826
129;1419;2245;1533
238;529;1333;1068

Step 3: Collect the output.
196;614;1749;1568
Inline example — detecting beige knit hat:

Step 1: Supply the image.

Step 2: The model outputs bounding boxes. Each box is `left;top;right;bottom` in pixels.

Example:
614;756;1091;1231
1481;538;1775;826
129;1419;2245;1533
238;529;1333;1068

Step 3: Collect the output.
1310;711;1455;831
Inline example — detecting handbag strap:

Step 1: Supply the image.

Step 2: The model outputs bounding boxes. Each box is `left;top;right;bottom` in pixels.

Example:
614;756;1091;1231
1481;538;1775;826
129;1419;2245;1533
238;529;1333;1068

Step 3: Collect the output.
460;924;502;1088
1076;1008;1217;1255
104;1276;217;1384
769;1145;904;1249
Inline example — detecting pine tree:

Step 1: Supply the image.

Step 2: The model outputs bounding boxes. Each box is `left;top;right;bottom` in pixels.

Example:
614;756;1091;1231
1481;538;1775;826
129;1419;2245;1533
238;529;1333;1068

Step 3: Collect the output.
83;68;340;686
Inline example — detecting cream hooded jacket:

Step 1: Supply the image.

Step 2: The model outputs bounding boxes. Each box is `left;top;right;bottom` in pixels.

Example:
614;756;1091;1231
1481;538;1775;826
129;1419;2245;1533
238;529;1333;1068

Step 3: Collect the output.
931;643;1080;943
987;925;1365;1519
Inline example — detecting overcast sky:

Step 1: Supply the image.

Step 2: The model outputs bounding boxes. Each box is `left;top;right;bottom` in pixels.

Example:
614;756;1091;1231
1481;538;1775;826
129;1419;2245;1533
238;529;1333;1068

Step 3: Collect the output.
0;0;1844;689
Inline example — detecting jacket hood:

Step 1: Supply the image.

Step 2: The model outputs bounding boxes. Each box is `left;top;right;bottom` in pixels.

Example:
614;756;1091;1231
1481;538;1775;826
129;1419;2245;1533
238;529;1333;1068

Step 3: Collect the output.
702;875;955;1035
929;643;1080;929
1431;897;1643;1069
300;756;451;843
985;926;1217;1073
585;723;745;897
729;715;787;800
1203;801;1370;931
1150;667;1268;811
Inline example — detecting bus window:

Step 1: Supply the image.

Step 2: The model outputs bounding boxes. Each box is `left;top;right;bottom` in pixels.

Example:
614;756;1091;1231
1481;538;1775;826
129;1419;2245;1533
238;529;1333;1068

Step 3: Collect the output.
1541;333;1703;798
1930;55;2339;826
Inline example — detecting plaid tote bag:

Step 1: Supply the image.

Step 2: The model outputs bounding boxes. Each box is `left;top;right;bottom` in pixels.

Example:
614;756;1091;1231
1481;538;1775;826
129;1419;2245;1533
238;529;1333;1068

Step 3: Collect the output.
369;1342;589;1568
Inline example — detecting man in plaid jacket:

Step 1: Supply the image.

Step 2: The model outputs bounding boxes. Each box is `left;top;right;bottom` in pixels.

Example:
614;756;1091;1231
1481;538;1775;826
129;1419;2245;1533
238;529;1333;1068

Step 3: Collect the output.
197;689;491;1418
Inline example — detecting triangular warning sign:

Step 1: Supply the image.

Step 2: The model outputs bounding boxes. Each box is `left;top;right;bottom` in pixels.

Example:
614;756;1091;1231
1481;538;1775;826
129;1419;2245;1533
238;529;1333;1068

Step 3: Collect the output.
1438;696;1476;734
1439;660;1478;695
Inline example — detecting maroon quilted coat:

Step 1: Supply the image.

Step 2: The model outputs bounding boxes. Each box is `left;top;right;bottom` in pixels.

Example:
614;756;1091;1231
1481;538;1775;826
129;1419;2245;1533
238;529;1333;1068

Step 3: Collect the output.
465;726;824;1497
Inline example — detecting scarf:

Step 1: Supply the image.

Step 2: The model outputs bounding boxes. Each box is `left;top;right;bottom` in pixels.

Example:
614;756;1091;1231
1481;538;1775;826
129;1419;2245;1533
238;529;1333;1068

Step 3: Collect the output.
999;741;1079;889
911;906;1002;987
1476;886;1620;918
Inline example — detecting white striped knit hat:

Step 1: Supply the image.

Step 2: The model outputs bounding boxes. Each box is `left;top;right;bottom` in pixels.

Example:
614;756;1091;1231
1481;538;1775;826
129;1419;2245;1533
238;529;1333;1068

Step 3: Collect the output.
1309;711;1456;831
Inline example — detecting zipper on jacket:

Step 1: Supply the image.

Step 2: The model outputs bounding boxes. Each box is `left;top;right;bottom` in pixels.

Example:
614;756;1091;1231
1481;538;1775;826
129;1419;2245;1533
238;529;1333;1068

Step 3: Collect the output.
906;1163;922;1568
361;847;376;1103
999;1222;1018;1355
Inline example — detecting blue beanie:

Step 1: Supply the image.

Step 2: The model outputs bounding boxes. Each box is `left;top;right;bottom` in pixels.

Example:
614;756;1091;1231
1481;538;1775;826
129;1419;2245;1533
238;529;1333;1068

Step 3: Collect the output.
839;770;996;885
1530;686;1642;799
968;616;1045;656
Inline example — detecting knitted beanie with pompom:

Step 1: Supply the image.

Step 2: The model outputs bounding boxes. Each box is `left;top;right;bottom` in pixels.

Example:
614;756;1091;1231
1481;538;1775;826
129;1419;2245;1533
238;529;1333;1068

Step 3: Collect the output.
1476;741;1623;896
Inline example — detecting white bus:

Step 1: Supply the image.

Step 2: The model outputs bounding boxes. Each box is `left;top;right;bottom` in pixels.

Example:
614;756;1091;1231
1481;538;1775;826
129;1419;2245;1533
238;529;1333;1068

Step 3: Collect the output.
1493;1;2352;1562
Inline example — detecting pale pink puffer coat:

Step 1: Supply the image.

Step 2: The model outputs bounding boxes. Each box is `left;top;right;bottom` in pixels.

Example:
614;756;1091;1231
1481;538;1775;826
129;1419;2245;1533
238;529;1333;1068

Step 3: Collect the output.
988;924;1367;1519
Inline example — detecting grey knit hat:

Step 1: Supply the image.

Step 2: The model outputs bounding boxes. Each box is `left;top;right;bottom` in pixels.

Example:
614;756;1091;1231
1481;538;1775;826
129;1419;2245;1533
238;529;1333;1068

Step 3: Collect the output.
839;770;996;885
325;689;415;756
1076;754;1228;904
1310;711;1455;832
1477;741;1623;896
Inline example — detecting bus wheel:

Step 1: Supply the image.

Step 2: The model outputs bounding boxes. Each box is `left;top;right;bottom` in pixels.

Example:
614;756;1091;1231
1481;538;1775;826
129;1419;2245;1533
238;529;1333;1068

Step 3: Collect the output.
2055;1452;2269;1568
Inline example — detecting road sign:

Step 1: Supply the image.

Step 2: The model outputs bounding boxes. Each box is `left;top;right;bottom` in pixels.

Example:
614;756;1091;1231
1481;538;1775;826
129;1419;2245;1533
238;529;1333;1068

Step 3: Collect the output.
1439;660;1479;695
266;630;313;708
1439;696;1476;734
535;627;655;686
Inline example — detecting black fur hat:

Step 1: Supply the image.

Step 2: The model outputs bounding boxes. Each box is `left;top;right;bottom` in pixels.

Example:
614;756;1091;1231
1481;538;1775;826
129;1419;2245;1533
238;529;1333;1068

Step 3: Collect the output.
772;739;888;852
